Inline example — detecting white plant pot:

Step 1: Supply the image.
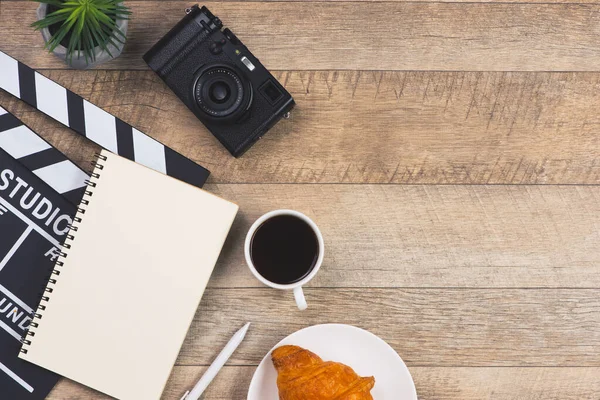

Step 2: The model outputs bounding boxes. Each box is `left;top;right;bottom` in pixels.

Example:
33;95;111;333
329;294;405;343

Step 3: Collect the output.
36;3;128;69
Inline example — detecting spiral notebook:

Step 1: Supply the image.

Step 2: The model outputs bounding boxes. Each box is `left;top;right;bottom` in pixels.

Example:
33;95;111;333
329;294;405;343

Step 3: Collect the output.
18;150;238;400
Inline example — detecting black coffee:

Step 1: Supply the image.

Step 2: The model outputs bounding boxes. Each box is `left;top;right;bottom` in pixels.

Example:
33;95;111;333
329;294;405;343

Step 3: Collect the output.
250;215;319;285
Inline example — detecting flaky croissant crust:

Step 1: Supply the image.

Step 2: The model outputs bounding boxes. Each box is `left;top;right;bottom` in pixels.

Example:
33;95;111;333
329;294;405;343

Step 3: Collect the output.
272;345;375;400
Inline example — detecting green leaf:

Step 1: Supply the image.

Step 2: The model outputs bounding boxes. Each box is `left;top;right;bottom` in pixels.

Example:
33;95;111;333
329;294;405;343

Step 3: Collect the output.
74;9;86;37
93;11;114;25
47;8;79;16
88;22;114;58
31;14;68;30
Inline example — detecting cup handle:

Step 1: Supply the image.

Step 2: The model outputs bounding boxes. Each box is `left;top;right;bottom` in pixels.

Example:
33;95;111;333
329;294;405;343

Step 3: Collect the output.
293;287;308;311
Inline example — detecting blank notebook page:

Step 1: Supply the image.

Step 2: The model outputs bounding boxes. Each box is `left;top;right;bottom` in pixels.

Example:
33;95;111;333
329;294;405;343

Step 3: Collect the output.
19;150;238;400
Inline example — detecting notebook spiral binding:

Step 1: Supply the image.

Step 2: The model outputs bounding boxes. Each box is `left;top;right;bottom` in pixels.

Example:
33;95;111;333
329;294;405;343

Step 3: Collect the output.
20;153;107;355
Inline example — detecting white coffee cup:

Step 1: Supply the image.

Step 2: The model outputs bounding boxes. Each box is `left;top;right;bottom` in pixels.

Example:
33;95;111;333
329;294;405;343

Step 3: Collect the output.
244;210;324;311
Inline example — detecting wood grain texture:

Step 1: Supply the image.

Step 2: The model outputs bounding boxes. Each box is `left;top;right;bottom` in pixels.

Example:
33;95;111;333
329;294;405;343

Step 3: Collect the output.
1;70;599;184
170;288;600;366
205;184;600;288
2;0;599;398
48;366;600;400
2;2;600;71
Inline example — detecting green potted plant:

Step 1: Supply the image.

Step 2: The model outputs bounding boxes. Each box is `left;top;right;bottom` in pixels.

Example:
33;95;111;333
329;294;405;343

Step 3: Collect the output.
32;0;131;69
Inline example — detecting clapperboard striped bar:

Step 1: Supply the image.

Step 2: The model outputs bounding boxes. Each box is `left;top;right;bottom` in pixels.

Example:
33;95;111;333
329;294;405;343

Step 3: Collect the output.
0;106;88;204
0;50;210;188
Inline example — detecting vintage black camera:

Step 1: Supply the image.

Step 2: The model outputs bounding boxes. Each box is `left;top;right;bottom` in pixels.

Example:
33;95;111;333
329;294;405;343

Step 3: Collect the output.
143;5;295;157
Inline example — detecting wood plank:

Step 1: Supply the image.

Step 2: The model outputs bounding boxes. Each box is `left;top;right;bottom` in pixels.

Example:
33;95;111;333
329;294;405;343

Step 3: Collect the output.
411;367;600;400
2;2;600;71
1;70;599;185
48;366;600;400
174;288;600;366
206;184;600;288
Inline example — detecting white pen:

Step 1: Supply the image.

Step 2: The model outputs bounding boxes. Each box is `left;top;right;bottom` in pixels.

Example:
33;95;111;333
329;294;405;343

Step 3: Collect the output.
180;322;251;400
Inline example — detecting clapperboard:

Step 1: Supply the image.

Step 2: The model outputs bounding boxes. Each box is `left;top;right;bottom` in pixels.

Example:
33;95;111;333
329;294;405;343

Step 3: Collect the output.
0;106;88;205
0;148;76;399
0;50;210;188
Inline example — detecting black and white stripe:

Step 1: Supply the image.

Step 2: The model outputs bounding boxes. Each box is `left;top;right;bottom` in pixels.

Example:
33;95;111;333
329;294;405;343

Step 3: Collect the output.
0;106;88;204
0;50;210;189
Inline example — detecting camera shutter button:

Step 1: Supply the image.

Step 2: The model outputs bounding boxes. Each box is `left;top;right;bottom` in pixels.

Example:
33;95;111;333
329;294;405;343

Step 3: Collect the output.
209;42;223;55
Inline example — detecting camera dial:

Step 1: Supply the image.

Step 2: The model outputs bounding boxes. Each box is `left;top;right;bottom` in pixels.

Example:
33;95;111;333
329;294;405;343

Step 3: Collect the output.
194;66;250;118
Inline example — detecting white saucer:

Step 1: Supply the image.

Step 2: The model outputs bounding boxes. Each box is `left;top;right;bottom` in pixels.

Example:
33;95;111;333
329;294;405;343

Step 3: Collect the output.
247;324;417;399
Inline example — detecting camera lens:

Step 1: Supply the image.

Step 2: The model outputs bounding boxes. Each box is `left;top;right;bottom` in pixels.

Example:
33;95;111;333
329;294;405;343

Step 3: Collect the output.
209;82;230;104
194;67;247;118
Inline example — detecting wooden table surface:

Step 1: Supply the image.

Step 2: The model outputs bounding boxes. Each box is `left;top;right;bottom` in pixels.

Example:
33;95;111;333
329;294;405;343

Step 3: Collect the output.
1;0;600;399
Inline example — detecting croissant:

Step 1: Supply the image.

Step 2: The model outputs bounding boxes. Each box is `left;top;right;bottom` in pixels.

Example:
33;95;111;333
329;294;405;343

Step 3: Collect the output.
272;345;375;400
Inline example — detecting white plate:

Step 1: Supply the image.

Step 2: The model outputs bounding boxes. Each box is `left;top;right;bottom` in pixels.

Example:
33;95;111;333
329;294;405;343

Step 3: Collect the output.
247;324;417;399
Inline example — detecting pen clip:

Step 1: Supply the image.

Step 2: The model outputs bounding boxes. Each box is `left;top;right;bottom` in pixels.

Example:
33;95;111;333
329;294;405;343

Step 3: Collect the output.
180;390;190;400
